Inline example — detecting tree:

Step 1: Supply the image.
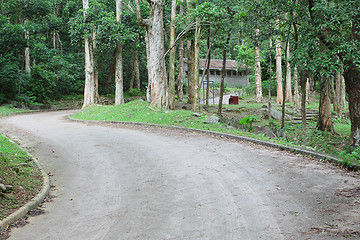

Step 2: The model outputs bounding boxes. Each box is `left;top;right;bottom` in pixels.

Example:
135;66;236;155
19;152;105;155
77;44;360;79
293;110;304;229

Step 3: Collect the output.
82;0;95;108
307;0;360;145
134;0;168;108
254;29;262;102
115;0;124;105
275;19;283;105
168;0;176;109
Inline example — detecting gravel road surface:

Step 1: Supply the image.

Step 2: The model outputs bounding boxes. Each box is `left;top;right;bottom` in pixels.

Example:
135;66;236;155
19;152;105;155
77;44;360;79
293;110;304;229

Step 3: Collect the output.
0;111;359;240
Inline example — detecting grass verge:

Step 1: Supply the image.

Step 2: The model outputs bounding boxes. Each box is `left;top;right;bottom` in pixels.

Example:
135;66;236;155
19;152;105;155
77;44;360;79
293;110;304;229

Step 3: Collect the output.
0;106;31;117
71;100;359;169
0;135;42;221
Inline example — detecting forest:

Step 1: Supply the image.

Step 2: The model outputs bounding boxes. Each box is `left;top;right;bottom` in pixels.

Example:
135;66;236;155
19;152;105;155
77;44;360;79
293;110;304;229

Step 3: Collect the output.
0;0;359;150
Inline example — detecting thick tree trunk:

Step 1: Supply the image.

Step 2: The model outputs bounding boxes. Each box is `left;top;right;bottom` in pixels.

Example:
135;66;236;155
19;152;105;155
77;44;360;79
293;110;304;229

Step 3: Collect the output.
115;0;124;105
275;37;283;104
317;77;334;131
147;0;168;108
285;43;292;102
168;0;176;109
343;63;360;146
176;0;184;102
293;67;300;109
82;0;95;108
83;37;95;107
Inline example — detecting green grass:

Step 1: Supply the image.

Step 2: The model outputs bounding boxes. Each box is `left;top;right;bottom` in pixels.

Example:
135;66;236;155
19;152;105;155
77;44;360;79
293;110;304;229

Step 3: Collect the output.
0;135;42;220
71;99;358;168
71;100;270;140
0;106;31;117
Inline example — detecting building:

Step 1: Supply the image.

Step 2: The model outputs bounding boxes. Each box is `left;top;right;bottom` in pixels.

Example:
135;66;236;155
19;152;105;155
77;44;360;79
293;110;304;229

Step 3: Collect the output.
184;59;249;88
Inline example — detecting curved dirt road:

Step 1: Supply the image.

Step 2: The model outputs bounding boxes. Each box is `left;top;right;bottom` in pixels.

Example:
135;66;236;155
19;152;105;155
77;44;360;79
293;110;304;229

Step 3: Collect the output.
0;111;359;240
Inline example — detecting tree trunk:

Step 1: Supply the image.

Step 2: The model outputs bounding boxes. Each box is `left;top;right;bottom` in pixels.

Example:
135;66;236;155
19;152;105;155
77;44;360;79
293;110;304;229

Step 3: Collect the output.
205;29;210;107
255;29;262;102
145;31;151;102
177;40;184;102
93;32;99;104
268;39;273;120
168;0;176;109
343;63;360;146
176;0;184;102
130;48;140;91
147;0;168;108
331;75;336;113
115;0;124;105
317;77;334;131
275;19;283;104
218;33;231;115
300;70;308;143
83;37;95;107
293;67;300;109
306;78;310;105
82;0;95;108
187;40;194;104
285;43;292;102
192;19;200;112
335;71;346;118
24;20;30;75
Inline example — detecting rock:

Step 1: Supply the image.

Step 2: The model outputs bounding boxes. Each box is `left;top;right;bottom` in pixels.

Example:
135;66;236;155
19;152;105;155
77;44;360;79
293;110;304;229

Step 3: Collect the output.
192;113;201;117
276;129;287;139
270;108;291;120
165;110;171;114
205;116;220;124
0;184;6;192
264;126;277;139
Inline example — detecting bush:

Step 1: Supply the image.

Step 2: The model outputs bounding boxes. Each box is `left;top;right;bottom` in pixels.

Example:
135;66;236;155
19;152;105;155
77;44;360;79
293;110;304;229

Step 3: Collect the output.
25;65;56;103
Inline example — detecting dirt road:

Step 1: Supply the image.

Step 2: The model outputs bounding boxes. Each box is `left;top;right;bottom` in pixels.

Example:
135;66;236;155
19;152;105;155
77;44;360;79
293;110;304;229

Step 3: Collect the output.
0;111;359;240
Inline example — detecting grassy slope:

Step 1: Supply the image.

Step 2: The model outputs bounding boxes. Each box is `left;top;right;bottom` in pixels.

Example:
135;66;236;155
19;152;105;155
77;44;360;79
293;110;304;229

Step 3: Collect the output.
71;99;359;167
0;106;42;221
71;100;265;139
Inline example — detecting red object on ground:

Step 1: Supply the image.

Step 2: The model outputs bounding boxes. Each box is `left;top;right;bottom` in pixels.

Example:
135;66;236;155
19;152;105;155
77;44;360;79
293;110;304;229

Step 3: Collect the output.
229;95;239;105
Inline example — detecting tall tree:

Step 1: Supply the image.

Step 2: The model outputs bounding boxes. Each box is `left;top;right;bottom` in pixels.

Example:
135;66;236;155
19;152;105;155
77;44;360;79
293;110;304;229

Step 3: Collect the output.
168;0;176;109
134;0;168;108
285;40;292;102
115;0;124;105
275;19;283;104
82;0;95;108
254;29;262;102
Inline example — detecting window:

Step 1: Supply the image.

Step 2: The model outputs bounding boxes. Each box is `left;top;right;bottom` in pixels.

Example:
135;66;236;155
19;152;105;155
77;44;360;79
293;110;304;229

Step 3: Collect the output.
210;70;214;75
216;70;220;75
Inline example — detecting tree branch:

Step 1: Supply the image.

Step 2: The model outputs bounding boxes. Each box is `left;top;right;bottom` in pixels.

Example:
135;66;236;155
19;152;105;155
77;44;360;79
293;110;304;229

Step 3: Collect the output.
134;0;150;27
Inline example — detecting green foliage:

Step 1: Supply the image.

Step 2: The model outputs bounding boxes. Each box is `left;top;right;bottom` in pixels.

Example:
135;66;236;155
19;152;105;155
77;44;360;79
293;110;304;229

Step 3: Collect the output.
340;147;360;168
239;114;258;132
128;88;146;97
25;64;56;103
